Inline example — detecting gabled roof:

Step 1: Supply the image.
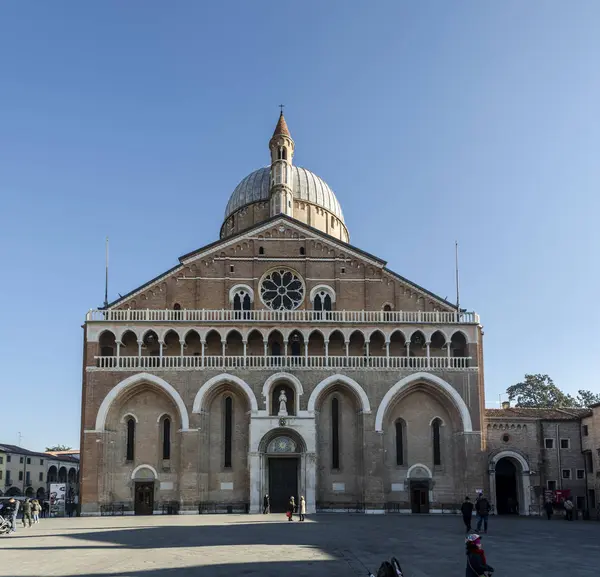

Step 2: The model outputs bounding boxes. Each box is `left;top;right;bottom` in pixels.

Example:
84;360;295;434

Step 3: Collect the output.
0;444;79;463
100;214;458;311
485;407;592;420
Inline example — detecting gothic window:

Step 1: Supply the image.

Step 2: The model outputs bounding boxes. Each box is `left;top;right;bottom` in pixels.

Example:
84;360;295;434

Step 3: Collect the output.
126;418;135;462
300;246;305;255
259;246;264;255
162;418;171;460
311;286;334;312
332;397;340;469
260;269;304;310
432;418;442;466
224;396;233;468
231;286;253;311
395;420;405;466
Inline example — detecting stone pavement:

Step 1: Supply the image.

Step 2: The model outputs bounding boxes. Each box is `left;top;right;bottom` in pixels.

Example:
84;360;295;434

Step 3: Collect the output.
0;513;598;576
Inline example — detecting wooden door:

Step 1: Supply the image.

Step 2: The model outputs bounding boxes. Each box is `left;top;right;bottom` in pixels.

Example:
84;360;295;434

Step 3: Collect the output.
268;457;298;513
134;482;154;515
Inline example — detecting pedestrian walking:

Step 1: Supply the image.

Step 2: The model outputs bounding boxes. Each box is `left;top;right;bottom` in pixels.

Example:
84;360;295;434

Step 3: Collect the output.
288;496;296;521
22;498;33;528
475;493;491;534
465;533;494;577
461;496;474;532
544;500;553;520
7;498;19;534
263;494;270;514
299;496;306;521
32;499;41;524
564;498;574;521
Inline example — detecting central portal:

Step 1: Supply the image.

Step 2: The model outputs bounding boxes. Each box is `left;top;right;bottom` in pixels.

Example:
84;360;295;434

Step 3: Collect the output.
268;457;298;513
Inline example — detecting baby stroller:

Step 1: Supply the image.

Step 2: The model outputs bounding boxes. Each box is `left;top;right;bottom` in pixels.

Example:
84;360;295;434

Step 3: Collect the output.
0;514;12;535
370;557;403;577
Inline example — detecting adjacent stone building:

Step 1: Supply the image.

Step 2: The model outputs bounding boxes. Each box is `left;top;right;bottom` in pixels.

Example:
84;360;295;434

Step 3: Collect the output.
79;113;599;517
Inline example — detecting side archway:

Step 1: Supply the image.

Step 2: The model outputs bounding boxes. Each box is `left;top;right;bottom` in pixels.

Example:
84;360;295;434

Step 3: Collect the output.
375;372;472;433
193;373;258;413
94;373;190;432
307;374;371;413
489;450;531;515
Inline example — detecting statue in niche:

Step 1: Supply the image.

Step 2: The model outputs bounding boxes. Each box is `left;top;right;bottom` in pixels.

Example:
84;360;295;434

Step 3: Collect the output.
278;389;288;417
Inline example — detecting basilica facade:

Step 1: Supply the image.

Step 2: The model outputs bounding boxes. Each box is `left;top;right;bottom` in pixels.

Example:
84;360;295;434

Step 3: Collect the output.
80;112;489;516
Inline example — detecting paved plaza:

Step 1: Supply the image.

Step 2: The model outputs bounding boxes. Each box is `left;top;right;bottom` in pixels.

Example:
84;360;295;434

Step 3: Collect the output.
0;513;598;576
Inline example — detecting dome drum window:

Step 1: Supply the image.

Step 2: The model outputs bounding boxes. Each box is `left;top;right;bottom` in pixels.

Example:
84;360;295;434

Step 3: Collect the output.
260;269;305;310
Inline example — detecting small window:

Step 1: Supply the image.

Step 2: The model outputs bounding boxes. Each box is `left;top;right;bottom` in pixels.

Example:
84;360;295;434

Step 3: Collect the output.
560;439;570;449
341;267;345;274
585;452;593;473
300;247;305;255
383;304;392;312
20;457;24;464
0;456;3;464
26;457;31;464
259;246;264;255
39;472;44;482
395;421;404;466
544;438;555;449
19;471;23;481
583;425;589;436
230;265;234;273
547;480;557;490
502;433;510;443
173;303;182;311
562;469;571;479
40;459;44;465
6;455;10;462
0;471;2;480
576;469;585;480
331;216;335;227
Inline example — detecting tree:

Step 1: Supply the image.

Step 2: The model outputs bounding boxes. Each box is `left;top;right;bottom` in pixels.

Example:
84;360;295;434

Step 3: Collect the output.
45;444;73;452
506;374;600;408
506;374;574;408
574;390;600;408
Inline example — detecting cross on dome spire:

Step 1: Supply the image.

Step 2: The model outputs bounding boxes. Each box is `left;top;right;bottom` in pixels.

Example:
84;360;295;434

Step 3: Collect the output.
272;108;291;138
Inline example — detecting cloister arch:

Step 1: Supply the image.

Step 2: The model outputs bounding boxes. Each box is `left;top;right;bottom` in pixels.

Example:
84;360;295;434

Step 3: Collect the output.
94;373;190;431
192;373;258;413
375;372;473;433
307;374;371;413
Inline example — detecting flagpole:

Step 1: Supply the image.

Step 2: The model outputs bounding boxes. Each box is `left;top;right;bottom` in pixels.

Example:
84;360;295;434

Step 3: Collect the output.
104;237;109;308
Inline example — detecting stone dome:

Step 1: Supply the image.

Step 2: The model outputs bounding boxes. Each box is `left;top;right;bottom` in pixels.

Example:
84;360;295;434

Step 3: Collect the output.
224;166;345;223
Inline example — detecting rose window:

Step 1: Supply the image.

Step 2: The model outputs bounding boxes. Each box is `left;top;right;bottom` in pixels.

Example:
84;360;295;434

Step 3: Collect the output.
260;269;304;310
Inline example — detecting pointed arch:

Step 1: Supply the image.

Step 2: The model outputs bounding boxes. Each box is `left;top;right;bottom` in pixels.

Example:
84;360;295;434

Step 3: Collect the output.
94;373;190;432
307;374;371;413
193;373;258;413
375;372;472;433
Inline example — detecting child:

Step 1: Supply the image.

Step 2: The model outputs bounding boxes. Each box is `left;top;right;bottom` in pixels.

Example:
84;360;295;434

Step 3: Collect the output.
465;534;494;577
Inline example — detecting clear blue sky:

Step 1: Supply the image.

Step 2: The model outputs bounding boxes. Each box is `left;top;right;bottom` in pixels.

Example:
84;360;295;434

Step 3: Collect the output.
1;2;599;451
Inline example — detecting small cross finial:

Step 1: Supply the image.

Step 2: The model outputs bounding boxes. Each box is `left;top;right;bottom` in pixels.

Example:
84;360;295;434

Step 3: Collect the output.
279;104;285;114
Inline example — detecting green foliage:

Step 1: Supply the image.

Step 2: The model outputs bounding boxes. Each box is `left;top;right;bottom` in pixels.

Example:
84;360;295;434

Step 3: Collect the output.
45;444;73;452
506;374;600;408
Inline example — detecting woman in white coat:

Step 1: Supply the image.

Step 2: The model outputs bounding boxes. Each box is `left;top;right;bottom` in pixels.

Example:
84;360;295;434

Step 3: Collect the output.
299;496;306;521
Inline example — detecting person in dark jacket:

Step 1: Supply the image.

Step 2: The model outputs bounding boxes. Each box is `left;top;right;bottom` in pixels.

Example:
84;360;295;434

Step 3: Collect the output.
22;499;33;528
544;499;554;520
262;494;270;514
465;534;494;577
7;498;20;533
288;496;296;521
475;494;491;534
461;497;474;532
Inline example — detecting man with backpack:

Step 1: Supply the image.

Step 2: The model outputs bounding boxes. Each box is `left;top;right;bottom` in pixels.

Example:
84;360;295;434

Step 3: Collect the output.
475;493;491;534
